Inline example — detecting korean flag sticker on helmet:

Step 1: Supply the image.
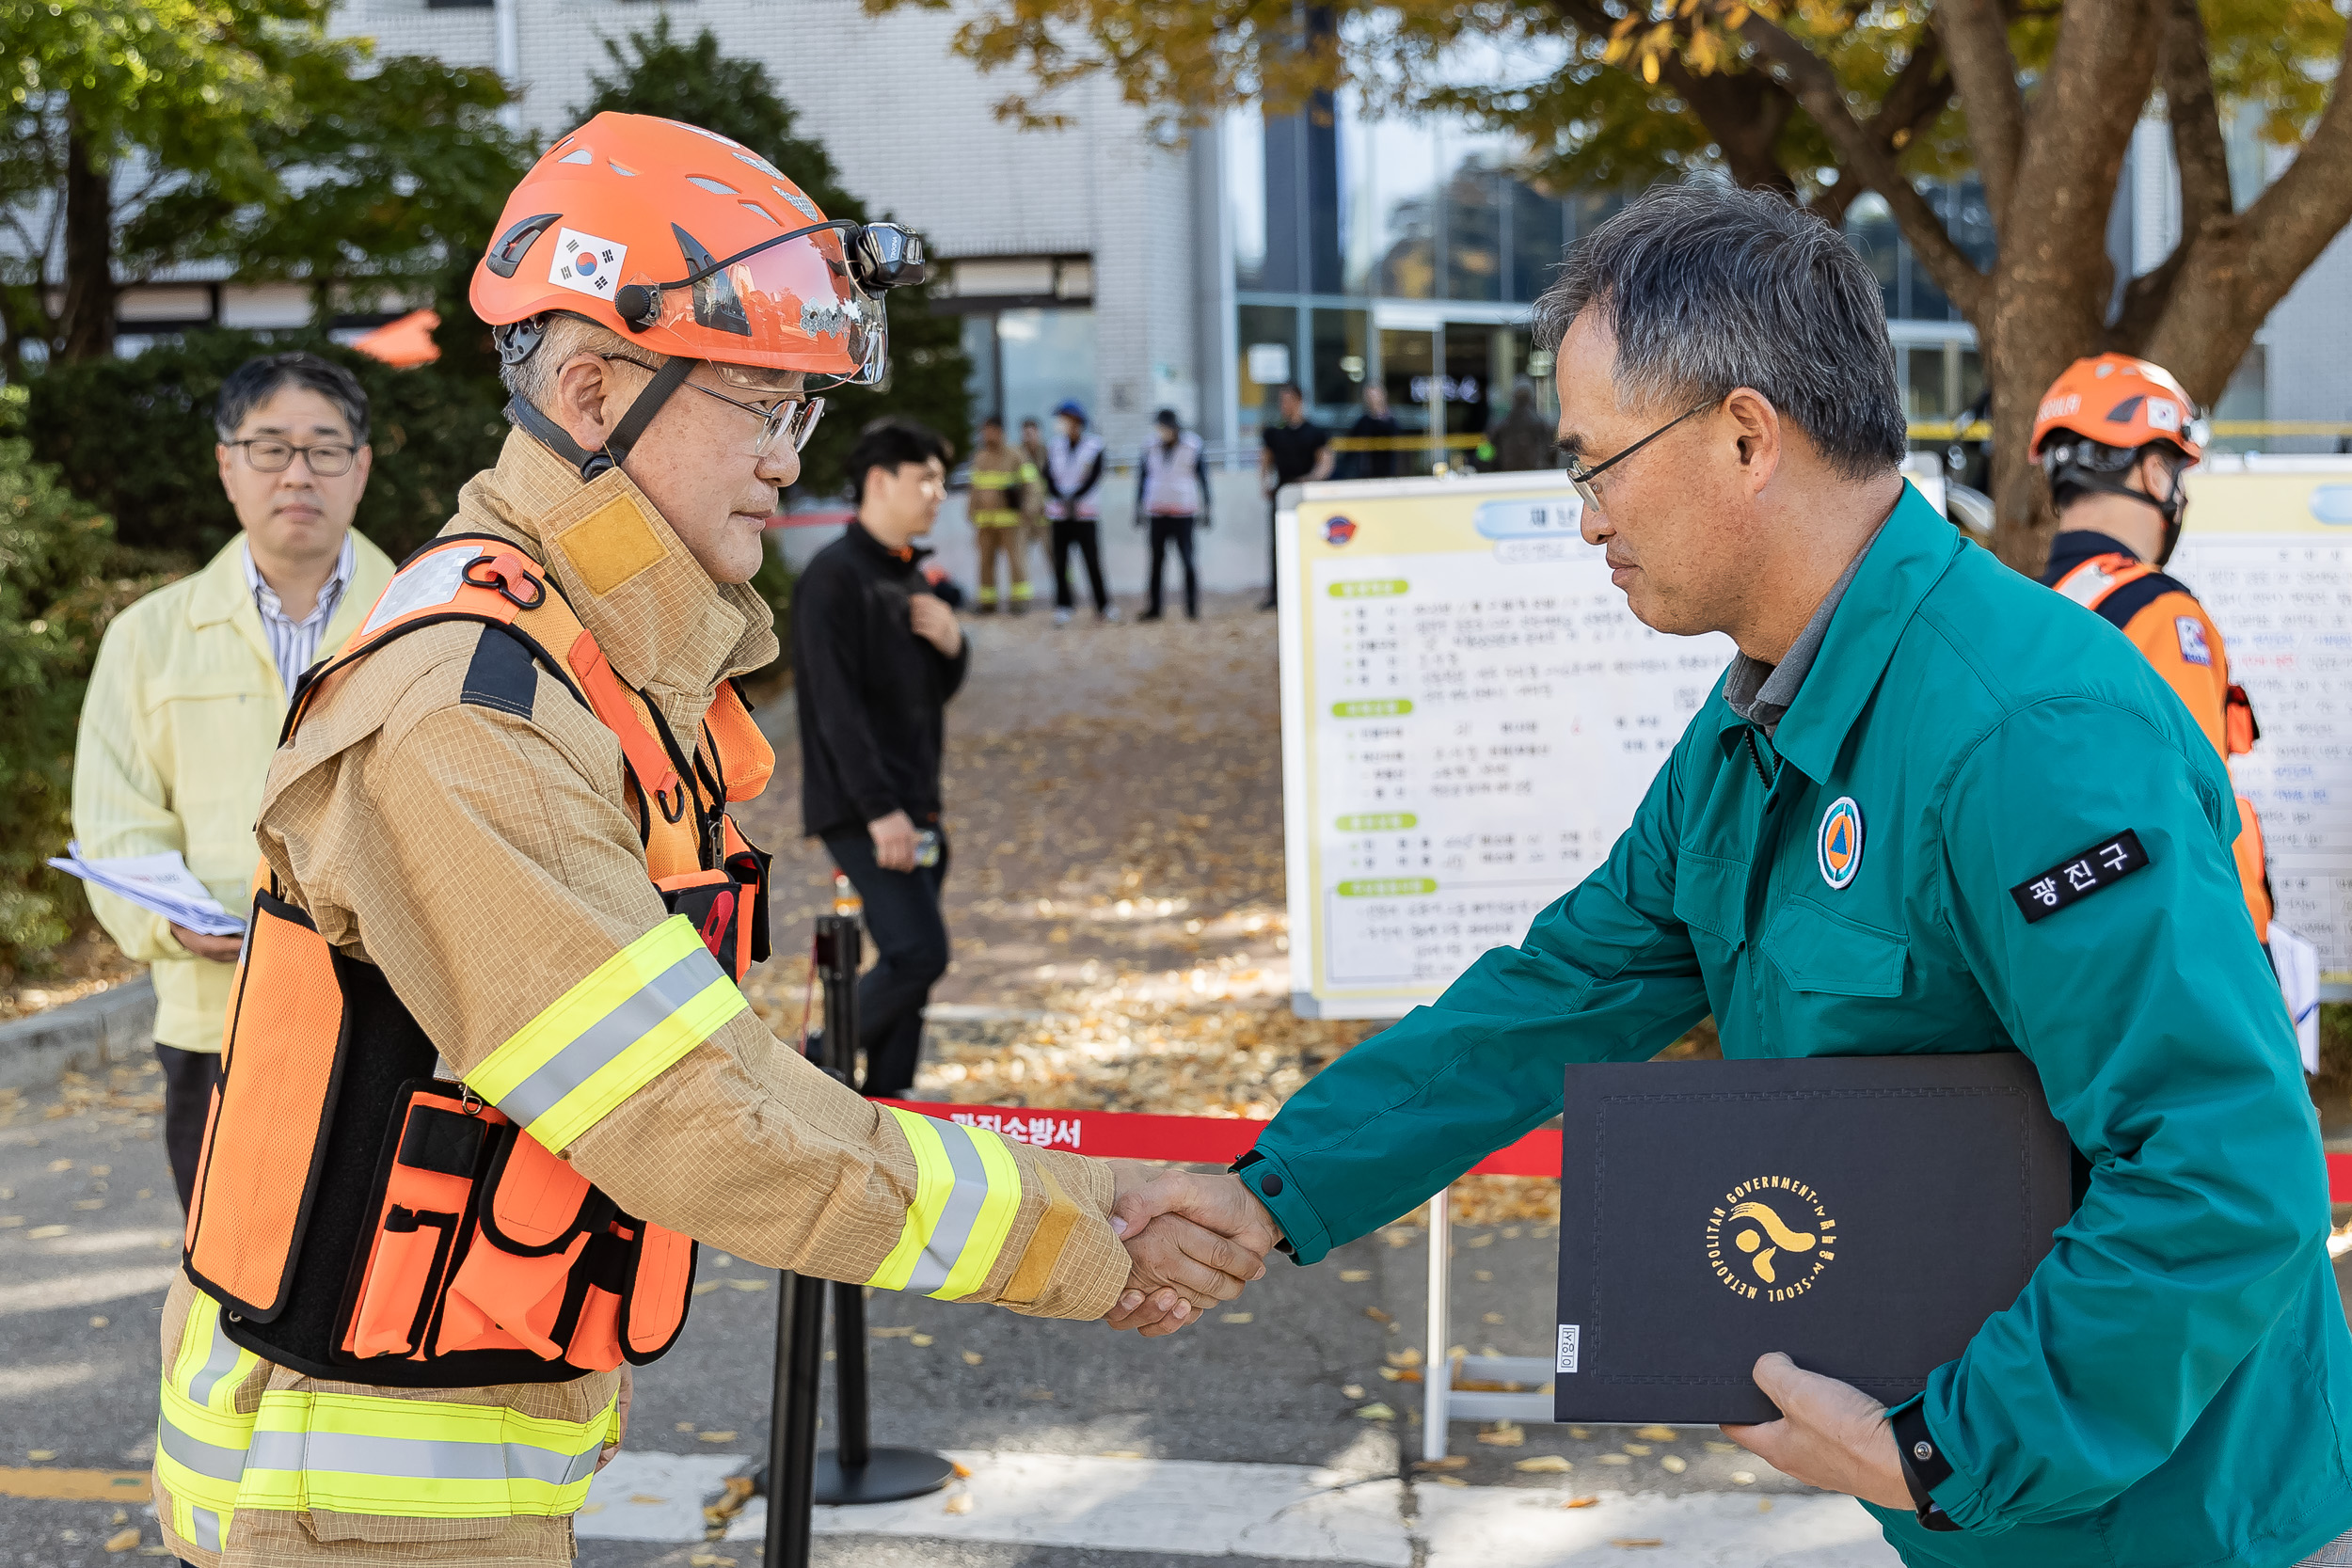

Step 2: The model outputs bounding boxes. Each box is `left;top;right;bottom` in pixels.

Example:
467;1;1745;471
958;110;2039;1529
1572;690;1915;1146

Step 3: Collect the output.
548;227;628;300
1818;797;1864;890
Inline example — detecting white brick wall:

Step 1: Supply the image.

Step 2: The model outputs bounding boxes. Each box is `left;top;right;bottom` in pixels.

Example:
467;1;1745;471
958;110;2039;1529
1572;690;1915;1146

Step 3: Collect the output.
330;0;1200;453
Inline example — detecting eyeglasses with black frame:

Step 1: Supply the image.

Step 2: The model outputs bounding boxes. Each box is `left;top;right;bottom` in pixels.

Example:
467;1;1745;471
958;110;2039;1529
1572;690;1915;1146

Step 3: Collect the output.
225;438;361;478
1561;402;1714;512
596;354;826;456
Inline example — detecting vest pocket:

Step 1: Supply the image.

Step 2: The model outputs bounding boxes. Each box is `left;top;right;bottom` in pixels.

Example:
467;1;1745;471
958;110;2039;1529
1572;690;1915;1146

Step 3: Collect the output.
337;1085;496;1364
185;890;352;1322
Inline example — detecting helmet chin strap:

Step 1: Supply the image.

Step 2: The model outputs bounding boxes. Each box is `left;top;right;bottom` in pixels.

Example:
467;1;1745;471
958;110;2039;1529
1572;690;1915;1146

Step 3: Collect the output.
504;355;698;483
2055;463;2186;566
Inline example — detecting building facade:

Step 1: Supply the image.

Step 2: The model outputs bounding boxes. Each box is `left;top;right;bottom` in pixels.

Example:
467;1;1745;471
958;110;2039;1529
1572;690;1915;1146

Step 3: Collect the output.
80;0;2352;468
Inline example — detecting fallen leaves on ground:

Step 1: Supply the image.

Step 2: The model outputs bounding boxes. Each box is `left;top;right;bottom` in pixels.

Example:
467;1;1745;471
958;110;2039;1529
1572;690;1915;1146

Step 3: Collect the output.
1564;1496;1598;1508
1476;1421;1526;1448
1634;1426;1677;1441
1515;1455;1574;1473
1660;1455;1687;1473
944;1494;973;1515
1355;1402;1397;1421
103;1528;141;1553
1611;1538;1664;1549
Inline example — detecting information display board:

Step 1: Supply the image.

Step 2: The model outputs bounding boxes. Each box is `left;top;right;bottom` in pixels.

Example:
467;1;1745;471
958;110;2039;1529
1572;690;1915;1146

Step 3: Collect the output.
2169;461;2352;992
1278;472;1734;1019
1279;464;2352;1019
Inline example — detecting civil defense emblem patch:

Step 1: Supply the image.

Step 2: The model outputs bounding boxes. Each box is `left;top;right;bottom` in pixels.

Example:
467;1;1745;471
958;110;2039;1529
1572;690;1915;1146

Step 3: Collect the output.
1817;796;1863;890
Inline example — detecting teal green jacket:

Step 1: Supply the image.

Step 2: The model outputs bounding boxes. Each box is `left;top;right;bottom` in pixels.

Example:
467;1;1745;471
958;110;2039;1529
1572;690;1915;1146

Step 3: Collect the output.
1246;487;2351;1567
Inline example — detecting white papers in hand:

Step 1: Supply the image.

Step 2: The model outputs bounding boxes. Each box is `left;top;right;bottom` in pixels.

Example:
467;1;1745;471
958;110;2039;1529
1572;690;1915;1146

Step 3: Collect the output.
47;844;246;937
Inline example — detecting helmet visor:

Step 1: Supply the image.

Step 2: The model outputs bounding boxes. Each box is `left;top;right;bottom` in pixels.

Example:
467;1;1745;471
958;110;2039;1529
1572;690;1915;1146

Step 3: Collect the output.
635;225;887;386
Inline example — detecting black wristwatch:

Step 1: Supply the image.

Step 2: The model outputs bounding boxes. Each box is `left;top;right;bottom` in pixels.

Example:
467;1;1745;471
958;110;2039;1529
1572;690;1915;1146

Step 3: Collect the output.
1889;1401;1963;1532
1229;1149;1297;1258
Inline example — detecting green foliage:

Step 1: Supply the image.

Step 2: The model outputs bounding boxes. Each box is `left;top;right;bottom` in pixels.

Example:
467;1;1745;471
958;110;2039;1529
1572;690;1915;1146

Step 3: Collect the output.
577;17;974;500
23;329;507;566
137;53;532;310
0;437;153;973
0;0;529;366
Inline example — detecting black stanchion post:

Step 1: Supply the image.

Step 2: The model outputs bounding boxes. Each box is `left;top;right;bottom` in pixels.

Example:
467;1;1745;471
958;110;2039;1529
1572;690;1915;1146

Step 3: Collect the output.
763;1269;825;1568
808;904;956;1506
758;906;953;1556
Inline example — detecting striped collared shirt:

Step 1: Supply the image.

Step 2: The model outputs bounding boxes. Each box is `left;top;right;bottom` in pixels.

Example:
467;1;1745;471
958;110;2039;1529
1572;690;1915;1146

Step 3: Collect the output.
243;535;356;698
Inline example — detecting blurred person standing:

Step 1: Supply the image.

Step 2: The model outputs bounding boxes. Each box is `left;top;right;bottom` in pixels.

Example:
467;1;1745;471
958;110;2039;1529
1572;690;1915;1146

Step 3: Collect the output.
72;351;394;1212
1018;415;1052;589
1486;376;1555;471
1258;383;1332;610
967;415;1035;615
1043;398;1118;624
1136;407;1211;621
794;419;968;1098
1342;385;1401;481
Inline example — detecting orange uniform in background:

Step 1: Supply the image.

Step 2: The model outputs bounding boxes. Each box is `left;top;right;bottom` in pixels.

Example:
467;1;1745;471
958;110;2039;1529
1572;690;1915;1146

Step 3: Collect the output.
2032;353;2273;942
2042;531;2272;941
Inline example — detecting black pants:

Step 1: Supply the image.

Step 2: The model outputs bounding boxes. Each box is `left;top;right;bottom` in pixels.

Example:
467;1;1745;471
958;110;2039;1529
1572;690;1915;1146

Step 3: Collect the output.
1146;515;1199;618
156;1042;223;1213
822;829;951;1099
1051;517;1109;611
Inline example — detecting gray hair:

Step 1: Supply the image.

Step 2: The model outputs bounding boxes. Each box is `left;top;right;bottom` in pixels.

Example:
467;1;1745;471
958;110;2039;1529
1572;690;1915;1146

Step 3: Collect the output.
215;352;370;445
1532;182;1906;477
499;312;642;412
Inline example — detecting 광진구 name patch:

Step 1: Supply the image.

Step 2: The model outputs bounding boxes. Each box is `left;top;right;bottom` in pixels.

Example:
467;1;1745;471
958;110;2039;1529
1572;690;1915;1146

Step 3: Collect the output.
2010;830;2151;924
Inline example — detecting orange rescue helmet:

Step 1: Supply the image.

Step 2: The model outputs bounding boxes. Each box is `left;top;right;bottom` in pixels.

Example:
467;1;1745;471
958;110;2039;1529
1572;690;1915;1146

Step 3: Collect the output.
2028;353;2205;465
469;112;924;387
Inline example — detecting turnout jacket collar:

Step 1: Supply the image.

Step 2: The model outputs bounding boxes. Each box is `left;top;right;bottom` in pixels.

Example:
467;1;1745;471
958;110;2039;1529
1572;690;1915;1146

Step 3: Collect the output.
1714;484;1958;785
458;430;779;716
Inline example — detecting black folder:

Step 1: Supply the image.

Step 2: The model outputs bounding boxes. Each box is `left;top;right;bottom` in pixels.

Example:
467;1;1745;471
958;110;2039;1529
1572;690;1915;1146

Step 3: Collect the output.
1552;1053;2072;1426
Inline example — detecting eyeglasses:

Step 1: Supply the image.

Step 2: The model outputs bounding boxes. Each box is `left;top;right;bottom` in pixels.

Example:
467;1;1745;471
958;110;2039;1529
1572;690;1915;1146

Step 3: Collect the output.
596;355;826;455
1562;403;1712;511
226;438;359;478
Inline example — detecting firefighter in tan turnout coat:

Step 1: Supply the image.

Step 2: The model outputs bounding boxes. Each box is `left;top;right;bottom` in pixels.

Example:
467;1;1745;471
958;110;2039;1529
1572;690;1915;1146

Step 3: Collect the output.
153;112;1261;1567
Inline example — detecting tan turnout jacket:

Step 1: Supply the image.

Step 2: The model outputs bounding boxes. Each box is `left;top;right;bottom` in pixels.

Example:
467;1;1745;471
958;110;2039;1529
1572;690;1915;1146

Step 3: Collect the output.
156;430;1126;1567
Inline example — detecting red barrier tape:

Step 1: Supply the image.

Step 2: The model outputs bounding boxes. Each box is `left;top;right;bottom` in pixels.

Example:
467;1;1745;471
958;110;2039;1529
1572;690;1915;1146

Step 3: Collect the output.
876;1100;1564;1178
882;1101;2352;1200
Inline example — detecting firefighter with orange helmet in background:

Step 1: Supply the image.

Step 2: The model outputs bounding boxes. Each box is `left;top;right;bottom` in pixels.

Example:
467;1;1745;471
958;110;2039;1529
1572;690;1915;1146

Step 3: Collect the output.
151;113;1274;1567
2032;352;2274;942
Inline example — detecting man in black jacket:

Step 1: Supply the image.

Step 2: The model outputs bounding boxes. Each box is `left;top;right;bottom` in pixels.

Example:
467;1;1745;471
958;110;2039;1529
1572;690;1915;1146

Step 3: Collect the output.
792;420;966;1096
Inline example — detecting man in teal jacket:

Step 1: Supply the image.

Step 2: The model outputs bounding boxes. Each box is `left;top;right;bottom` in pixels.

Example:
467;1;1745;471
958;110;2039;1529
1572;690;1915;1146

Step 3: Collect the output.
1119;185;2351;1565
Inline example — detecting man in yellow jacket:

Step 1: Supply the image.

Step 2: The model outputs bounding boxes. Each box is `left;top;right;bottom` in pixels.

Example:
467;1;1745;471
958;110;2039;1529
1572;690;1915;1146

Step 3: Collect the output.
72;352;394;1210
151;116;1271;1566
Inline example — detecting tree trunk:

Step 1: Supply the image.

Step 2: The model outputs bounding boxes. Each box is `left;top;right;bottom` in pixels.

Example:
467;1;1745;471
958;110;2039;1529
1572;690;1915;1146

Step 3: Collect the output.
1975;252;2116;574
58;117;116;363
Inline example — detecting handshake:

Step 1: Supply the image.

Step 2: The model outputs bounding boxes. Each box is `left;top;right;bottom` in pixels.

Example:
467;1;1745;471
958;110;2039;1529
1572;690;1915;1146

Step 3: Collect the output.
1101;1165;1283;1336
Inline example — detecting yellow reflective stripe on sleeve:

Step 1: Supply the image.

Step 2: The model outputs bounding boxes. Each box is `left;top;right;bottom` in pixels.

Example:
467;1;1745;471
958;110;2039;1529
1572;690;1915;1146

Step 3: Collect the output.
236;1389;613;1519
866;1107;1024;1300
866;1107;953;1293
466;915;747;1152
936;1125;1023;1301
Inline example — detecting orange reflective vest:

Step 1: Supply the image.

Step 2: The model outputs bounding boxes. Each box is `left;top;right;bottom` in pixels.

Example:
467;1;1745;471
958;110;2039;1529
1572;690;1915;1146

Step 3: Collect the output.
2048;537;2273;942
181;534;772;1385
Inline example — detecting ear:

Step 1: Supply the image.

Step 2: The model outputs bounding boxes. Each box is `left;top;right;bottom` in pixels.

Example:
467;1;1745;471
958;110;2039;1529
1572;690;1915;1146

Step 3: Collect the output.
1722;388;1782;494
550;355;622;451
215;442;237;492
351;444;374;490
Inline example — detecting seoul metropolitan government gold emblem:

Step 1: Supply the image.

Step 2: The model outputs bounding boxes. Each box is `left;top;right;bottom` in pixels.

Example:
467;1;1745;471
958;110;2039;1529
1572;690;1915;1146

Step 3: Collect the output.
1704;1177;1837;1303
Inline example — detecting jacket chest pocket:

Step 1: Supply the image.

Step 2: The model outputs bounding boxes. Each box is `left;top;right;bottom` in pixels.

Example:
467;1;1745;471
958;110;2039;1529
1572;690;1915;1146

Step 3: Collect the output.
1760;898;1908;997
1672;853;1748;955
